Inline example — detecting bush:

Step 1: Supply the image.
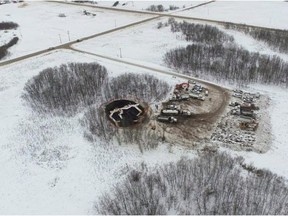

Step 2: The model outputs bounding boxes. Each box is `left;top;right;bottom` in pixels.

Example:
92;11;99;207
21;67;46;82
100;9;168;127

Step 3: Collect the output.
22;62;108;115
146;4;164;12
169;5;179;11
0;36;19;60
96;152;288;215
0;21;18;30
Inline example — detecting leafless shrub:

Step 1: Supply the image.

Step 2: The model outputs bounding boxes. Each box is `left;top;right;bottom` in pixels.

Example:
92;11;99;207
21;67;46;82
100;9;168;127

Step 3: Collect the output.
0;36;19;60
0;21;18;30
96;152;288;215
22;62;108;115
146;4;164;12
81;106;116;142
116;127;159;152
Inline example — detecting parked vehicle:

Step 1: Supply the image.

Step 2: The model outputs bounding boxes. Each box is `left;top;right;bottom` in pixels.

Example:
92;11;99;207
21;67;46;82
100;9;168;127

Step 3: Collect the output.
233;89;243;94
189;93;205;101
180;94;190;100
157;115;177;123
229;101;240;107
181;110;191;116
161;109;180;115
230;109;240;115
232;93;242;98
188;79;196;84
167;104;179;110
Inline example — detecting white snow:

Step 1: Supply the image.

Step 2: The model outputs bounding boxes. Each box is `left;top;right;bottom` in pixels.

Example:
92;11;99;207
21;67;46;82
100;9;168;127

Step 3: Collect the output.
0;49;195;214
1;0;288;214
176;1;288;30
73;16;288;69
73;17;190;66
0;1;153;61
93;1;196;11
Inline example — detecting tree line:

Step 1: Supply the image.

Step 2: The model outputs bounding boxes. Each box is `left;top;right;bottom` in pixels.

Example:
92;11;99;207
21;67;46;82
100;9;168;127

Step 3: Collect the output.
146;5;179;12
224;23;288;54
96;151;288;215
164;43;288;86
163;20;288;87
167;18;234;45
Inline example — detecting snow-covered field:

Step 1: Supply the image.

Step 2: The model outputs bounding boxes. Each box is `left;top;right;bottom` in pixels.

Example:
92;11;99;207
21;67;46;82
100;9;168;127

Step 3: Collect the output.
73;17;191;67
176;1;288;30
0;49;196;214
72;1;206;12
0;1;153;61
1;0;288;214
73;17;288;67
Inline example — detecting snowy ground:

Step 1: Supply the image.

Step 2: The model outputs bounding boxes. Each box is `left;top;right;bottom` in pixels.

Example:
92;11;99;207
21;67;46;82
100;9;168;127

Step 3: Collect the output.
0;1;153;61
1;1;288;214
73;17;288;69
71;1;206;12
0;49;196;214
176;1;288;30
73;17;191;67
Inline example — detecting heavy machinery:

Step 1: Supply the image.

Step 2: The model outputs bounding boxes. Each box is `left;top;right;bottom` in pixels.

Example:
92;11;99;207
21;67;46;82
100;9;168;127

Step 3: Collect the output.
175;83;189;91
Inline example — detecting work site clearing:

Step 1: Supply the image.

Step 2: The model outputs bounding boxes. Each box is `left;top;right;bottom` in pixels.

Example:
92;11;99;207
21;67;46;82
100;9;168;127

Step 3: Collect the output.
138;79;270;153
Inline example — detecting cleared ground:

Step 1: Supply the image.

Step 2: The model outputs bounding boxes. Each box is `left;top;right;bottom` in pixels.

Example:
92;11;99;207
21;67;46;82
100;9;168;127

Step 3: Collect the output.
153;82;229;147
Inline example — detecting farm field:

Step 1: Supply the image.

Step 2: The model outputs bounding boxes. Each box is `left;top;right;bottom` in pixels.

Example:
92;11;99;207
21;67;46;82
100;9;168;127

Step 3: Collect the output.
0;1;153;61
176;1;288;30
